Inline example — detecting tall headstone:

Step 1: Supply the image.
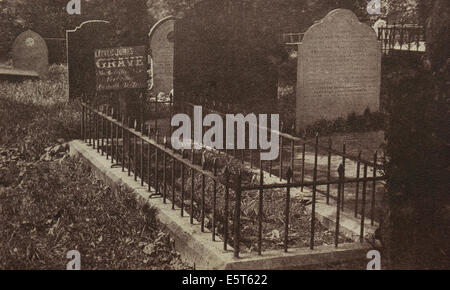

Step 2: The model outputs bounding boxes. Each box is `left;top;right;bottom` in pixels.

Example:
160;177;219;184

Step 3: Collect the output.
149;16;175;96
12;30;49;77
296;9;381;132
66;20;113;99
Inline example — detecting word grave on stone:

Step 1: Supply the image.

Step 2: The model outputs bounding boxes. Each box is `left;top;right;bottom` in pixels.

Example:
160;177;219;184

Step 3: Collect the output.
296;9;381;132
95;46;147;91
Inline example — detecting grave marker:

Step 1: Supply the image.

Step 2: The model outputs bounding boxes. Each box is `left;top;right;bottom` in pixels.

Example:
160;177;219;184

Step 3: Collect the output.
95;46;147;91
66;20;113;99
296;9;381;132
149;16;176;95
12;30;49;77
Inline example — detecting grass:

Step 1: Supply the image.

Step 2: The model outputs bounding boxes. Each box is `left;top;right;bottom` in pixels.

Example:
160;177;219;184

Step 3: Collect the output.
0;66;189;269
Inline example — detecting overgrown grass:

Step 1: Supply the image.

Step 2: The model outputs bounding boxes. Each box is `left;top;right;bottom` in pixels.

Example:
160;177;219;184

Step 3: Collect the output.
0;66;188;269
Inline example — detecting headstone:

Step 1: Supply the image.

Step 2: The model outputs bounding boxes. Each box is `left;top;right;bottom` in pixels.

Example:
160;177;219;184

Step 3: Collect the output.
95;46;147;91
149;16;175;96
296;9;381;132
12;30;49;77
373;19;387;38
66;20;113;99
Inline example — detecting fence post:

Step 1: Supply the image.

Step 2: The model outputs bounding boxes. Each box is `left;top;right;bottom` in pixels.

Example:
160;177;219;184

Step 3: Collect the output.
327;138;332;204
201;152;206;232
163;144;167;203
172;156;176;210
224;168;230;251
360;164;368;243
301;142;306;192
290;140;295;183
258;159;264;255
310;133;319;250
81;105;85;141
140;138;144;186
371;152;378;226
190;166;195;225
121;116;125;172
212;158;218;241
355;151;362;217
285;168;293;253
336;164;344;247
181;161;185;217
341;143;346;210
233;171;242;258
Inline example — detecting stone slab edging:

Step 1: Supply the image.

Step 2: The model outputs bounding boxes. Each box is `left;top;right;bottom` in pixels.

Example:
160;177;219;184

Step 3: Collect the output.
69;140;373;269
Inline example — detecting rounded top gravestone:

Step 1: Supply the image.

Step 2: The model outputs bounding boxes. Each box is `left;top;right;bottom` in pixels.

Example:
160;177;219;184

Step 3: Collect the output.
295;9;381;132
12;30;49;77
149;16;176;96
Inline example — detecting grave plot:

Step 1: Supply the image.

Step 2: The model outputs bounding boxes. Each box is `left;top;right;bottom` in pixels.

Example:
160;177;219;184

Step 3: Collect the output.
180;103;386;224
79;103;380;264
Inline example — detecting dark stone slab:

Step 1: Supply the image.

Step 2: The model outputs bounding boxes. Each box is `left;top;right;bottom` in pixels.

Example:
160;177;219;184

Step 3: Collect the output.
0;67;39;82
174;0;283;109
66;20;114;99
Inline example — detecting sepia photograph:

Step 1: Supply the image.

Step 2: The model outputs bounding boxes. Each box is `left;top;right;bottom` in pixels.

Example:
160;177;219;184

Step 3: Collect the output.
0;0;448;274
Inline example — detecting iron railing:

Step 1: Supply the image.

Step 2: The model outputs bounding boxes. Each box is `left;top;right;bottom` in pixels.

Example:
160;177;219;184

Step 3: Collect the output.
378;24;426;54
81;102;384;258
181;102;385;219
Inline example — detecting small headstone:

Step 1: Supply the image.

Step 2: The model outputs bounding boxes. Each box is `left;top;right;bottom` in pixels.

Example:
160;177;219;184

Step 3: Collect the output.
12;30;49;77
296;9;381;132
149;16;175;95
66;20;113;99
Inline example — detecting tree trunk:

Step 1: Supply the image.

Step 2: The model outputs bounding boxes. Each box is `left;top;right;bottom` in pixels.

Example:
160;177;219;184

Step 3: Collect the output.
382;0;449;270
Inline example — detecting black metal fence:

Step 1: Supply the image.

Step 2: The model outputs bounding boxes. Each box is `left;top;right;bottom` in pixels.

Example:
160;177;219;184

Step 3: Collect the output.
377;24;426;54
182;102;385;217
81;102;384;258
280;33;304;44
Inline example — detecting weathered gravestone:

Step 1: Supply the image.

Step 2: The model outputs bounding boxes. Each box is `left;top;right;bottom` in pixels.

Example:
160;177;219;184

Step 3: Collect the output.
12;30;49;77
175;0;282;109
149;16;175;96
296;9;381;132
66;20;113;99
